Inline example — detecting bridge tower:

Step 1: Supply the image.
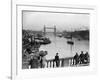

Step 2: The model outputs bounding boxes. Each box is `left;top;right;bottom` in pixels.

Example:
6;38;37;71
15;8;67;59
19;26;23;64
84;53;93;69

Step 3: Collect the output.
43;25;57;36
54;25;56;36
43;25;46;36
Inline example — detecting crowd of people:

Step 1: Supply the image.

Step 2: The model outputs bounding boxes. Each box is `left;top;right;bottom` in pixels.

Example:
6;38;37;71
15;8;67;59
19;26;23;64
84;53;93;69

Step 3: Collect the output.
28;51;89;69
28;50;47;68
53;51;90;67
73;51;90;65
28;52;60;68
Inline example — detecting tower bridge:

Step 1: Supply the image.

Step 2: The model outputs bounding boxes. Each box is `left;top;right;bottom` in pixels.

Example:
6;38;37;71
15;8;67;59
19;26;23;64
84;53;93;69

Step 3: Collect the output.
43;25;56;36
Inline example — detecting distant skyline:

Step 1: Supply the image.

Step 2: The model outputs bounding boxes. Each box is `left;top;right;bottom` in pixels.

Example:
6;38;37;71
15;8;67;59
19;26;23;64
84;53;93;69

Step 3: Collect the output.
23;11;90;32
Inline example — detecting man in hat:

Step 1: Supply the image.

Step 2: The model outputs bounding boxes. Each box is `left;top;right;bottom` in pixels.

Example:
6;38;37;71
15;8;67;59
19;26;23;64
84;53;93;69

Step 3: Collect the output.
28;54;40;68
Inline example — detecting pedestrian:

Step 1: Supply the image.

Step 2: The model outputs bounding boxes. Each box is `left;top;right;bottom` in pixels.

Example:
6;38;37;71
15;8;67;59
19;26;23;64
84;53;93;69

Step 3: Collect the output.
79;51;85;64
40;57;43;68
29;55;39;68
54;53;60;67
73;53;79;65
40;51;47;68
84;52;89;64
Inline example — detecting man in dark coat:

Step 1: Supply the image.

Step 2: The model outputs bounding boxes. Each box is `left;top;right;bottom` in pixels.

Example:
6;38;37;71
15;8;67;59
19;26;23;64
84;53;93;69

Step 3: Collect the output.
73;53;79;65
79;51;85;64
54;53;60;67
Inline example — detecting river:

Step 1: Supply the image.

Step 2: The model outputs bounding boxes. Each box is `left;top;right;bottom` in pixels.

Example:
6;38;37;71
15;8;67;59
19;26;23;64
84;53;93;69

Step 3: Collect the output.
39;32;89;60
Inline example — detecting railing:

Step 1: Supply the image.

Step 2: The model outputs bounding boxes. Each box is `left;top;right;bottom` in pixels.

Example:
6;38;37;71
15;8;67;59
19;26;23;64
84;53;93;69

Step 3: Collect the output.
22;57;89;69
46;57;74;68
22;57;74;69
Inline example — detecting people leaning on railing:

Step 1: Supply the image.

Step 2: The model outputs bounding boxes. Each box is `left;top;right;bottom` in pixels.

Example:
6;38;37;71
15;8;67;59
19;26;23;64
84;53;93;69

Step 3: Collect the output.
28;51;89;68
73;53;79;65
54;53;60;67
73;51;89;65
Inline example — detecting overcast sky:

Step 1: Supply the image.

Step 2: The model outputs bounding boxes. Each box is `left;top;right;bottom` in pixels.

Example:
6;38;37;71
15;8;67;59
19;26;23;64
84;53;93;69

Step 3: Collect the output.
23;11;90;32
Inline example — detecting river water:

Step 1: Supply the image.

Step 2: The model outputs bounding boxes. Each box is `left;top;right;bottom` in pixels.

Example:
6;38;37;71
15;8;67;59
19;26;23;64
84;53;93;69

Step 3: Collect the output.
39;32;89;60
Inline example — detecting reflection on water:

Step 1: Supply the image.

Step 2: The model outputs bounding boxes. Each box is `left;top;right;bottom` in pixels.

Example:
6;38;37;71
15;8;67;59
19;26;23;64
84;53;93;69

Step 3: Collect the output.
39;32;89;59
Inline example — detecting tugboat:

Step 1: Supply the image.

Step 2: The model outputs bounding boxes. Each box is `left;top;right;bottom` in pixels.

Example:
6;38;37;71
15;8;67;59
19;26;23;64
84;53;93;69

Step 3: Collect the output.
67;40;74;45
67;34;74;45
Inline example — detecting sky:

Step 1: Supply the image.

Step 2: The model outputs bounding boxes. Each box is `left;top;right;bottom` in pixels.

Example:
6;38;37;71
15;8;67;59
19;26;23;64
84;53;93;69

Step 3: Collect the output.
23;11;90;32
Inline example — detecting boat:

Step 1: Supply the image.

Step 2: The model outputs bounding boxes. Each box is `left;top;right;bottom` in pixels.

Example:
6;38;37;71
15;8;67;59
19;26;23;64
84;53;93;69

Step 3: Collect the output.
42;38;51;44
57;34;63;37
67;41;74;45
33;37;51;45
